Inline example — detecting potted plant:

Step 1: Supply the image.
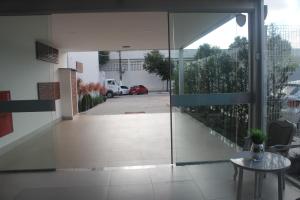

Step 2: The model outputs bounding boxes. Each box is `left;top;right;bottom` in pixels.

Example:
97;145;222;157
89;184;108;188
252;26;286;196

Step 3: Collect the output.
250;128;267;161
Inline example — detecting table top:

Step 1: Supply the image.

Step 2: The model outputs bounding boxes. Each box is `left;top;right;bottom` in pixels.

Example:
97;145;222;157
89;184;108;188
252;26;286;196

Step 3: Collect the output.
230;151;291;172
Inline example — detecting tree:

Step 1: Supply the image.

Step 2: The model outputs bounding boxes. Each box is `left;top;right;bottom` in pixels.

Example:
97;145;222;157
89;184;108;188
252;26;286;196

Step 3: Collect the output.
229;36;249;92
229;36;248;65
228;36;249;141
143;50;172;90
178;40;250;145
194;43;222;60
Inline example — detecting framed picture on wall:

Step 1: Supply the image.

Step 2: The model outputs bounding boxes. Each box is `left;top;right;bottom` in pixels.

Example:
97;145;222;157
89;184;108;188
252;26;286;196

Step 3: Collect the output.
36;41;59;64
37;82;60;100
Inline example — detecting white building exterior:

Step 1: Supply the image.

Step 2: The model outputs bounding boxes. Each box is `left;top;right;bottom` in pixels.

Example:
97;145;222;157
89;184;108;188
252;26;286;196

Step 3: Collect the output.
68;48;300;92
67;50;197;91
102;51;167;91
101;50;197;91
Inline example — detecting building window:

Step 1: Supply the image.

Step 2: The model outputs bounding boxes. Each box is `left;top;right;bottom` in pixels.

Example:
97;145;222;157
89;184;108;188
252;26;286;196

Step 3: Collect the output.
101;60;128;71
130;60;143;71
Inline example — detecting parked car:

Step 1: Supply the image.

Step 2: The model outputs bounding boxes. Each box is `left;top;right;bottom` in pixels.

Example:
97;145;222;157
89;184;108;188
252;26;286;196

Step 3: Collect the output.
129;85;148;95
280;81;300;130
119;85;129;95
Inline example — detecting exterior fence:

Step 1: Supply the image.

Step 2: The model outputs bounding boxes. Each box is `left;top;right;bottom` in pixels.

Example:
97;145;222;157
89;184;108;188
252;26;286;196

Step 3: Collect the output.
265;25;300;181
265;25;300;129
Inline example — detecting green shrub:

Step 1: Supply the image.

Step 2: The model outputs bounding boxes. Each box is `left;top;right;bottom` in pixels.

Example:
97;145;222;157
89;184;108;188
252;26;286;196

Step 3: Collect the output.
80;94;93;112
79;94;106;112
92;95;105;106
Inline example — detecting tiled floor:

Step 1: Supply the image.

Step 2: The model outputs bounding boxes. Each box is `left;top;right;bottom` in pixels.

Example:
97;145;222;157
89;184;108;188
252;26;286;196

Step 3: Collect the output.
1;163;300;200
0;110;239;170
54;113;171;168
0;112;171;171
173;112;237;163
1;92;299;199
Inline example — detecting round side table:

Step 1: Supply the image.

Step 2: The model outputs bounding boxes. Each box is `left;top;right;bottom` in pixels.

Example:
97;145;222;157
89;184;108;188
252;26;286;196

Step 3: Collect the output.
230;151;291;200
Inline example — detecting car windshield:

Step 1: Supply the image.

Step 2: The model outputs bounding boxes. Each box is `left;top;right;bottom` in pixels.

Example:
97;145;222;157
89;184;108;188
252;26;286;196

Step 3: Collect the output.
121;86;128;89
107;80;115;85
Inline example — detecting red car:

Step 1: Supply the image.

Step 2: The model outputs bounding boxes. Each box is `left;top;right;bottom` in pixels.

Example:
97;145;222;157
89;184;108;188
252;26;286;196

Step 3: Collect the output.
129;85;148;95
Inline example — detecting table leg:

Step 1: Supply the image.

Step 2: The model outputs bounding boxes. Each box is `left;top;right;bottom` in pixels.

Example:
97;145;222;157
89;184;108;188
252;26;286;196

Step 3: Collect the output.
254;172;264;200
237;167;243;200
258;172;263;198
233;165;238;181
278;172;283;200
282;172;285;190
254;172;259;199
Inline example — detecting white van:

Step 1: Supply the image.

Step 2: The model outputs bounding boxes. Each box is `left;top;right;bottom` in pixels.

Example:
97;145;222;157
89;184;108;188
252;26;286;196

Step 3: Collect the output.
104;79;120;98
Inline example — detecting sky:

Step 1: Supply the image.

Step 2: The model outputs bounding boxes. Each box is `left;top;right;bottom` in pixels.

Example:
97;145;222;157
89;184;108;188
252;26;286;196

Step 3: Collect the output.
185;0;300;49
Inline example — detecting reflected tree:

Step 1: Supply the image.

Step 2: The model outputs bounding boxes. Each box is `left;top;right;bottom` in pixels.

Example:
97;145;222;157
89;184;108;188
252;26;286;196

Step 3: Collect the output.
143;50;172;91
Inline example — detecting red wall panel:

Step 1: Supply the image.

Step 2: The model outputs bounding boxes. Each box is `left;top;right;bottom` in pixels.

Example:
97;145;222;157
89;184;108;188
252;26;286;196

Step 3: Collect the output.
0;91;13;137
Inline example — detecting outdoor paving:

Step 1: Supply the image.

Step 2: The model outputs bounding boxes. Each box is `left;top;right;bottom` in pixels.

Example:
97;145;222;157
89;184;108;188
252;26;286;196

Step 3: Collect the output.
1;163;300;200
85;92;170;115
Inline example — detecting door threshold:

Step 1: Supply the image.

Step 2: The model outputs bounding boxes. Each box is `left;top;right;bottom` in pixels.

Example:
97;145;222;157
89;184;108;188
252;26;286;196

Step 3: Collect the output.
57;164;175;172
176;160;229;166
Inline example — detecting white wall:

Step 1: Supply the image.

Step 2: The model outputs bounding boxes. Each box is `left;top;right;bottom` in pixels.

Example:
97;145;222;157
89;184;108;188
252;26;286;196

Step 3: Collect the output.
124;70;167;91
0;16;67;150
68;52;100;84
99;71;106;84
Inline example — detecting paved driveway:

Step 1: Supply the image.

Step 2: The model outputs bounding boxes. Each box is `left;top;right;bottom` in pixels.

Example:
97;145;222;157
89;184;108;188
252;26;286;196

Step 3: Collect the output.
86;92;170;115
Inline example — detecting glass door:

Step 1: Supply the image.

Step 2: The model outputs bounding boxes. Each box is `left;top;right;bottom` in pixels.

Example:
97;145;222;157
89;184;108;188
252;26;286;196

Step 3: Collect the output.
0;15;58;171
169;12;251;164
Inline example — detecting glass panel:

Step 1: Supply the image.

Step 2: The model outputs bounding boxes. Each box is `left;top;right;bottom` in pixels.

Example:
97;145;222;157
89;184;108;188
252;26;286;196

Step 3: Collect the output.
0;16;63;171
264;24;300;182
173;105;248;163
172;50;249;95
169;12;250;163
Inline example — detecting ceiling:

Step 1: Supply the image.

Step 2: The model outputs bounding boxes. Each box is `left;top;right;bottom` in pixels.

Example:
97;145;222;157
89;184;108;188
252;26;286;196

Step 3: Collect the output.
51;12;235;51
0;0;255;15
51;12;168;51
170;13;235;49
